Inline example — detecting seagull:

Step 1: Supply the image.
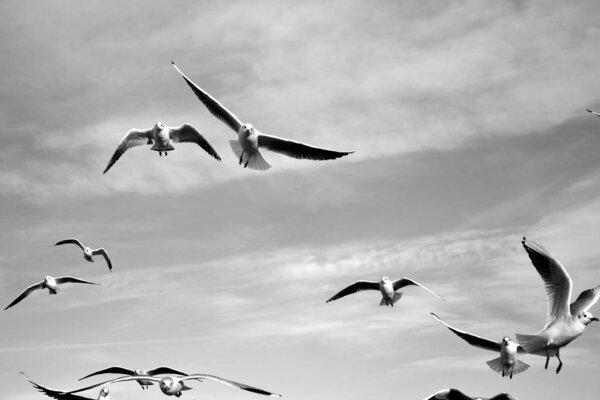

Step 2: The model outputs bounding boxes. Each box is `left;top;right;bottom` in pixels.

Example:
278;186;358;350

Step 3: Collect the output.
326;276;444;306
55;239;113;272
430;313;529;378
68;374;281;398
4;275;99;310
171;62;353;171
586;108;600;118
79;366;188;390
21;372;110;400
516;237;600;373
102;122;221;173
422;388;518;400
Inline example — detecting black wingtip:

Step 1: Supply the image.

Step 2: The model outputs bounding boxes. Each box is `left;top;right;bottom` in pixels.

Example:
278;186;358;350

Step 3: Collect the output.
171;61;176;65
586;109;593;113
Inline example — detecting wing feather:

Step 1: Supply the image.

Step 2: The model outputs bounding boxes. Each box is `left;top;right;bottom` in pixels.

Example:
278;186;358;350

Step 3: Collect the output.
181;374;281;397
326;280;380;302
169;124;221;160
258;133;353;161
570;284;600;315
21;372;93;400
4;281;45;310
393;278;445;301
79;366;135;381
54;276;99;286
431;313;501;352
55;239;85;251
91;248;112;272
103;128;153;174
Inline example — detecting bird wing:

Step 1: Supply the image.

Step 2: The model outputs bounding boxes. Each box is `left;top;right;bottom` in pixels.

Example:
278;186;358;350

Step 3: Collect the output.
257;133;353;161
171;62;242;134
325;280;380;302
181;374;281;397
430;313;501;352
91;248;112;272
168;124;221;160
79;366;134;381
103;128;153;174
569;284;600;315
586;109;600;118
68;376;161;394
54;277;99;286
522;238;573;324
393;277;445;301
4;281;45;310
489;394;519;400
21;372;93;400
422;388;473;400
55;238;85;251
146;366;188;376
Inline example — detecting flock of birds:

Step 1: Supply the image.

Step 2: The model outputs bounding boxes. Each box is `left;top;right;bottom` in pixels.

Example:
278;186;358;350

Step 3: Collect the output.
5;62;600;400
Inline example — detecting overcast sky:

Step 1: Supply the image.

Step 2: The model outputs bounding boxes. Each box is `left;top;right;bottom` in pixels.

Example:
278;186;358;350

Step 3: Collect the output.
2;1;600;399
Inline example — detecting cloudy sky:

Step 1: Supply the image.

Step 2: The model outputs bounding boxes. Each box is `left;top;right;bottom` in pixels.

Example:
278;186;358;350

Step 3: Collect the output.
2;1;600;399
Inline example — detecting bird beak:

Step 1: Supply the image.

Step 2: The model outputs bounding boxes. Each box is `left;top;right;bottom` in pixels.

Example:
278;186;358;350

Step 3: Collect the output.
592;317;599;322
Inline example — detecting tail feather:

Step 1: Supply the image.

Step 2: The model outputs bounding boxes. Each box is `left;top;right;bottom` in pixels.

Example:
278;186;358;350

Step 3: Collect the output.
513;359;530;375
486;357;504;375
229;141;271;171
392;292;403;304
515;333;550;356
379;297;387;306
229;140;243;159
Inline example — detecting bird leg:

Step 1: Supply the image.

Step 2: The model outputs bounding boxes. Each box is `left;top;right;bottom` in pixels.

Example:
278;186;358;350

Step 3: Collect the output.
556;348;563;374
510;366;513;379
244;158;249;168
502;367;505;378
545;346;550;369
239;151;244;165
165;151;168;156
159;151;163;157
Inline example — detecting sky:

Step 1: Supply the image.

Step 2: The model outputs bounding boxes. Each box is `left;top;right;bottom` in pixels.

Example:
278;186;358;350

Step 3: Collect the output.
1;1;600;399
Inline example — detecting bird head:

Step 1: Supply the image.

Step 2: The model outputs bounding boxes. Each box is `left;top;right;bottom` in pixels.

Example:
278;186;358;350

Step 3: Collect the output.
155;122;165;130
134;369;143;375
160;376;175;390
241;123;255;137
502;336;511;344
97;387;110;400
581;311;599;325
381;276;390;283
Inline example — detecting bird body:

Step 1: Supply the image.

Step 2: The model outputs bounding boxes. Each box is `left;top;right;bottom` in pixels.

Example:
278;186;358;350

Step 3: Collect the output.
326;276;444;306
171;62;353;170
516;237;599;373
5;276;99;310
55;239;113;272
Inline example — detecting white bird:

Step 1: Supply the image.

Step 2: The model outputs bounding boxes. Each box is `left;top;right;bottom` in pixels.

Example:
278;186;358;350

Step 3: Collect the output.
68;374;281;398
422;388;518;400
516;237;600;373
171;62;353;171
55;239;113;272
103;122;221;173
586;108;600;118
21;372;110;400
430;313;529;378
79;366;188;390
4;275;99;310
326;276;444;306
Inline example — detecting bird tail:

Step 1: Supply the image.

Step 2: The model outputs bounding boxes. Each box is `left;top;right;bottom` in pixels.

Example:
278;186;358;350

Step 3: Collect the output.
486;357;504;375
392;292;402;304
513;360;530;375
229;141;271;171
379;293;402;306
181;382;193;391
515;333;548;356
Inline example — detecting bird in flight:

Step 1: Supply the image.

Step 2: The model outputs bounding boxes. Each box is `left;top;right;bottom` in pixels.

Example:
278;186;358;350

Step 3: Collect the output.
586;108;600;118
326;276;444;306
5;275;99;310
67;373;281;398
422;388;519;400
103;122;221;173
516;237;599;373
430;313;529;378
21;372;110;400
55;239;113;272
171;62;353;170
79;366;188;390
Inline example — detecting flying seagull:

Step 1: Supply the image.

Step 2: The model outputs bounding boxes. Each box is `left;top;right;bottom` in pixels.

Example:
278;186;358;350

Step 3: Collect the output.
431;313;529;378
516;237;599;373
79;366;188;390
21;372;110;400
68;374;281;398
586;108;600;118
103;122;221;173
422;388;518;400
326;276;444;306
4;275;99;310
171;62;353;170
55;239;113;272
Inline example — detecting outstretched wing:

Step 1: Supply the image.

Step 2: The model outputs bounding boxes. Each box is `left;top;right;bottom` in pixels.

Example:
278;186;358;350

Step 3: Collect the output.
181;374;281;397
103;128;153;174
171;62;242;134
91;248;112;272
326;280;380;302
21;372;93;400
570;284;600;315
393;277;445;301
431;313;501;352
169;124;221;161
68;376;161;394
522;237;573;324
55;239;85;251
79;366;135;381
146;366;188;376
4;281;44;310
422;388;473;400
257;133;353;161
490;394;519;400
54;277;99;286
586;109;600;118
